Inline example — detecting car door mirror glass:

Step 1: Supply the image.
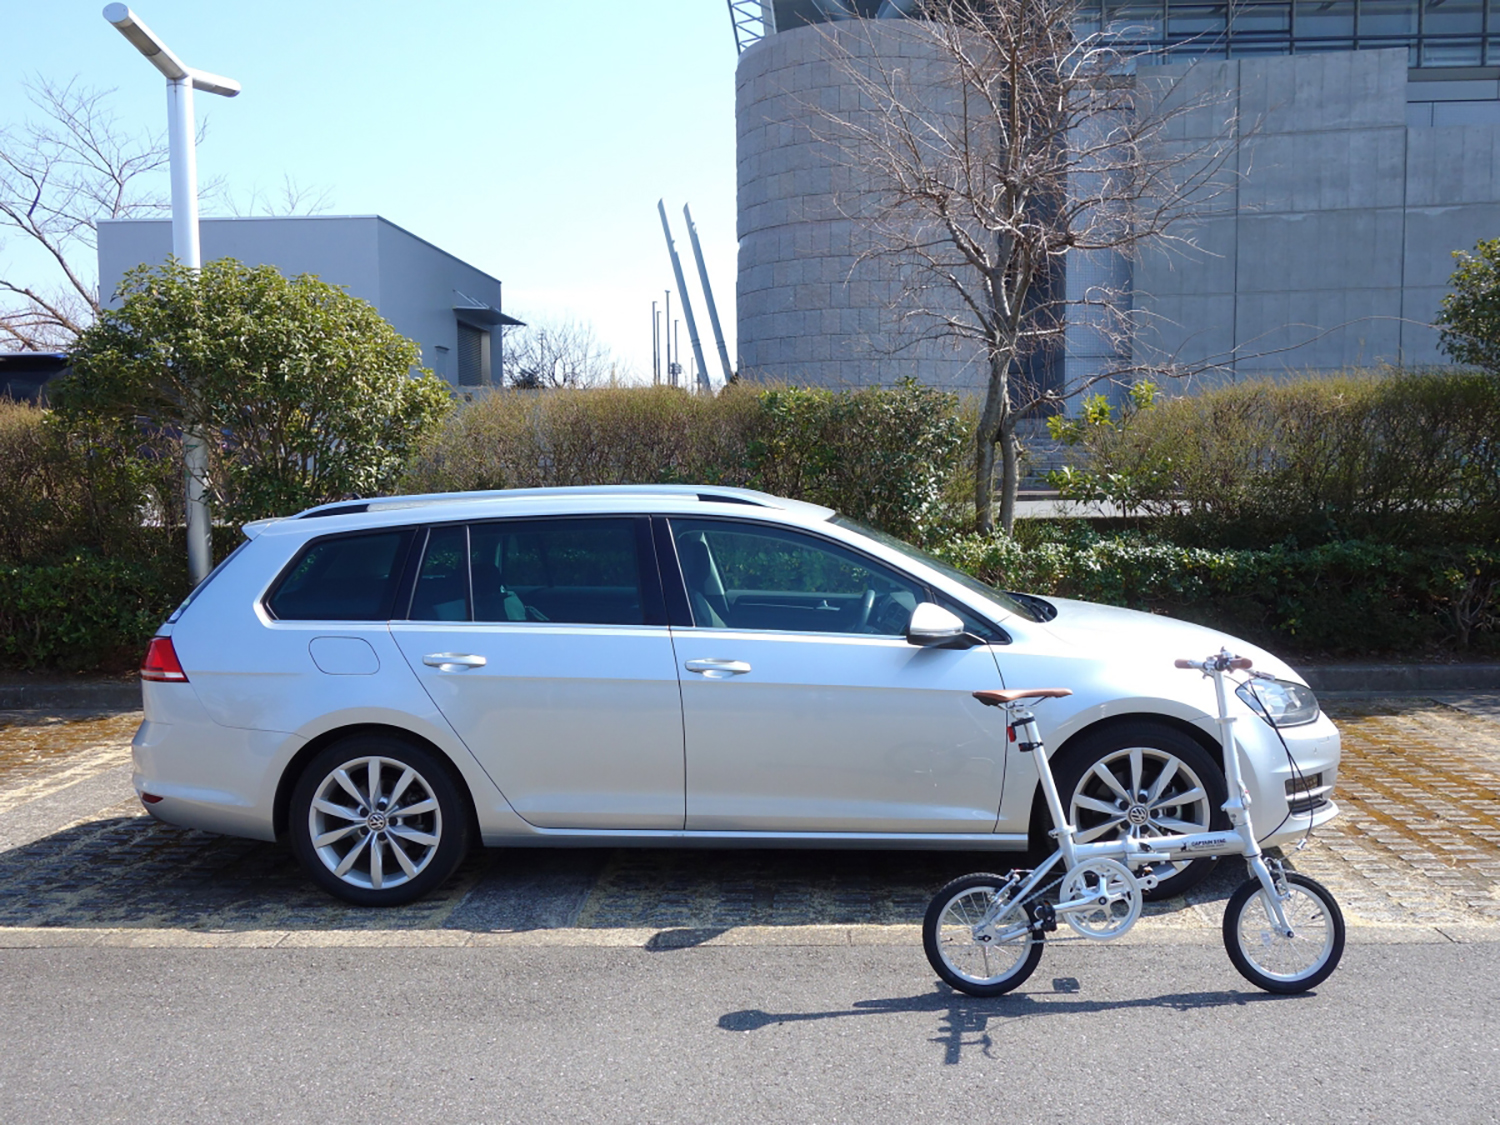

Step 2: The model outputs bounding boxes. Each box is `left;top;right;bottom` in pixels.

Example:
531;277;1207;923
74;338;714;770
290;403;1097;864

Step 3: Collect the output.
906;602;966;646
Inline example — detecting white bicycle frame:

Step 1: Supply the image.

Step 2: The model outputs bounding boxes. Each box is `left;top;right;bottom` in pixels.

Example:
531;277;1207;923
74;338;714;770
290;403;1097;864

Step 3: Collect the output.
976;654;1297;944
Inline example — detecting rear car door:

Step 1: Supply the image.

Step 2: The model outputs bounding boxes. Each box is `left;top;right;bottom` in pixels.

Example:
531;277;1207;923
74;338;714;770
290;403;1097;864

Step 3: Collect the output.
391;516;685;830
666;517;1010;835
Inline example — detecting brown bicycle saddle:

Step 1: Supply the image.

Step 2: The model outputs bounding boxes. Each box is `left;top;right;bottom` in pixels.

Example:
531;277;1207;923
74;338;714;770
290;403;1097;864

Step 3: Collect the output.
972;688;1073;706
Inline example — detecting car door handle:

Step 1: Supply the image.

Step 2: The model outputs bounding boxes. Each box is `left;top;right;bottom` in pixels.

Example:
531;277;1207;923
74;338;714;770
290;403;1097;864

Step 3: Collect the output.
423;652;487;671
685;658;752;678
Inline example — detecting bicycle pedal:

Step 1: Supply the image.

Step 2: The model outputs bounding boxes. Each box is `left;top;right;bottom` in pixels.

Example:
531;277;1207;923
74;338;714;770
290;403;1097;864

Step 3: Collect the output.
1026;901;1058;933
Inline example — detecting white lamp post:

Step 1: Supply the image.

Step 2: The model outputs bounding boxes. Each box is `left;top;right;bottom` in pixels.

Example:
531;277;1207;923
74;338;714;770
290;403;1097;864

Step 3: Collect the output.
102;4;240;586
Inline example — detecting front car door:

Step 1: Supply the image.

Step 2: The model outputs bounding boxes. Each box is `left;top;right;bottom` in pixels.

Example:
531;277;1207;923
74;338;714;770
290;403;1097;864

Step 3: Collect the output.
666;517;1011;835
391;515;685;830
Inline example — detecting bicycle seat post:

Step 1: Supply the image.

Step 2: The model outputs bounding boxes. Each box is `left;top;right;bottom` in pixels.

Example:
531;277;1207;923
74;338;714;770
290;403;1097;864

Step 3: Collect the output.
1009;701;1081;871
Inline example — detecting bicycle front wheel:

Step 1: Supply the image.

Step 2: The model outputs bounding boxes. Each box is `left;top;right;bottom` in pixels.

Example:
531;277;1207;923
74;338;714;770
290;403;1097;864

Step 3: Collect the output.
923;872;1044;997
1223;872;1345;993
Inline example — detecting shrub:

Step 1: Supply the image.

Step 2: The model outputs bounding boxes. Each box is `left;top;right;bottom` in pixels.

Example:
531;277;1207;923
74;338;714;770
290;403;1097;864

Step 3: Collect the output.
1047;369;1500;547
935;526;1500;656
58;258;454;526
1437;238;1500;372
0;552;185;672
403;379;967;543
748;379;966;543
402;383;764;493
0;400;171;566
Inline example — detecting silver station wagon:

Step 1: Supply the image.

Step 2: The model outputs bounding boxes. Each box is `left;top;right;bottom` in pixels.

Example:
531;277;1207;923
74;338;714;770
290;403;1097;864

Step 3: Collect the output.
134;485;1341;906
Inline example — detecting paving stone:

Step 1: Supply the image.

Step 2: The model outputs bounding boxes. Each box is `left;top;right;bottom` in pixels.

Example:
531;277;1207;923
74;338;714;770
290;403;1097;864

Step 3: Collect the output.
0;695;1498;940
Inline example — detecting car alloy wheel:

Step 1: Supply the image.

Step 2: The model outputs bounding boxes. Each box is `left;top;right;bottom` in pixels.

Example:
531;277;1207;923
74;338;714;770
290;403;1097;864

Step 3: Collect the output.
1054;723;1228;900
290;737;469;906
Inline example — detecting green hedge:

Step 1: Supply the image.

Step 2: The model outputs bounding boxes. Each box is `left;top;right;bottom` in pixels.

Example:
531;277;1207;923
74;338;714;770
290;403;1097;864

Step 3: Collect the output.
938;528;1500;655
1048;369;1500;548
0;552;188;672
7;372;1499;671
402;379;966;543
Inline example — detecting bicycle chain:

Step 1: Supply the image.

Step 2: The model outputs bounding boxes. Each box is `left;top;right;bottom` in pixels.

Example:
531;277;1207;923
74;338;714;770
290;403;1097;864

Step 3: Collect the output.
990;870;1066;935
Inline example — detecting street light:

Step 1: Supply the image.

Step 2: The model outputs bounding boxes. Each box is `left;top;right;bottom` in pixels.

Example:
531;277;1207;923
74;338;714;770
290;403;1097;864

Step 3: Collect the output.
102;4;240;586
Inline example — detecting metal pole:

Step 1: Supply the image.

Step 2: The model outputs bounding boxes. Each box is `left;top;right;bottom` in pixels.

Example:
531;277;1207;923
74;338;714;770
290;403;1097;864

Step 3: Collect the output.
665;289;673;387
104;5;238;588
683;204;734;385
167;75;212;585
657;200;712;393
651;300;659;385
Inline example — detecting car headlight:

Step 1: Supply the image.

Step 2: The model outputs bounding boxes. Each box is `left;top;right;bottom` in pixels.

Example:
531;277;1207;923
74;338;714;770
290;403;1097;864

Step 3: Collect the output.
1236;678;1320;728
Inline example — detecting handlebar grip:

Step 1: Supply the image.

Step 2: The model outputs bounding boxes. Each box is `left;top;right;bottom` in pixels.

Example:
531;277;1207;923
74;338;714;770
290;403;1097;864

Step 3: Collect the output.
1173;659;1195;669
1230;657;1253;670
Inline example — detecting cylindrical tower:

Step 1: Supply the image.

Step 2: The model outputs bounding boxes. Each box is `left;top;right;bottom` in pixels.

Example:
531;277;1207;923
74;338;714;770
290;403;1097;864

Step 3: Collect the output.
735;19;986;389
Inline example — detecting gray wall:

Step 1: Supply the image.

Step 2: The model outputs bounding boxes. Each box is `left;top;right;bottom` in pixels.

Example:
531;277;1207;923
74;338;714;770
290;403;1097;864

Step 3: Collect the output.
96;215;506;387
737;31;1500;395
1134;49;1500;376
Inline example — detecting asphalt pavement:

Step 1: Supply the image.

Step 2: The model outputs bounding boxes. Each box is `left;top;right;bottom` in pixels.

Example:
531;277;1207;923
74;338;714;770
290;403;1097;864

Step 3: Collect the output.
0;941;1496;1124
1;687;1499;1122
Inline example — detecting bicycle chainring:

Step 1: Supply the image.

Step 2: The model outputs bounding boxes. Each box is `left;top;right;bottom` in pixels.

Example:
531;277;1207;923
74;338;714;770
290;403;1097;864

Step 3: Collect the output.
1061;858;1143;940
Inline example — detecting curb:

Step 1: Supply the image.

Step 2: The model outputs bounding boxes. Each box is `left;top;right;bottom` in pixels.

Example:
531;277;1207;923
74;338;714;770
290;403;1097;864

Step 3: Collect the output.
0;920;1493;950
1299;664;1500;693
0;681;141;711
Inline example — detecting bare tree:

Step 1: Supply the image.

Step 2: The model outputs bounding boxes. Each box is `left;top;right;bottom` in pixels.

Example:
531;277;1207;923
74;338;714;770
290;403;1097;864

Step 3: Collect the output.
815;1;1236;534
0;78;176;348
0;78;333;350
503;318;621;389
219;173;334;218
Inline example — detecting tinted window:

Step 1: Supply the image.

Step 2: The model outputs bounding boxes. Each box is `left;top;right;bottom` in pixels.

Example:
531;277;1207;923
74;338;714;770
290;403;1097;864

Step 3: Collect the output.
470;519;645;626
406;518;647;626
267;531;411;621
409;525;471;621
830;514;1038;624
670;519;923;635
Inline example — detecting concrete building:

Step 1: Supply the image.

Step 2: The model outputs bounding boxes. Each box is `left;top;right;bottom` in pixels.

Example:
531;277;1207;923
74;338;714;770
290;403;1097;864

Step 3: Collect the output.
729;2;1500;391
97;215;520;391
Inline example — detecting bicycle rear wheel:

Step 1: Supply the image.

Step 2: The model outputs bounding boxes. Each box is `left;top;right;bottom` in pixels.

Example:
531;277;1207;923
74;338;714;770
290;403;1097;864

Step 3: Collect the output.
923;872;1044;997
1223;872;1344;993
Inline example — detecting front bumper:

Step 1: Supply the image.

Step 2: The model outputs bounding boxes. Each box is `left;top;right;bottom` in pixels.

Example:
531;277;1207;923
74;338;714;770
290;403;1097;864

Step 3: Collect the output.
1239;709;1342;847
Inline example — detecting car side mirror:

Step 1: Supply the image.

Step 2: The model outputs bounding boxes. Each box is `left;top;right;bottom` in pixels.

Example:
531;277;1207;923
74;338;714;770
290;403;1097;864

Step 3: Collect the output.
906;602;972;647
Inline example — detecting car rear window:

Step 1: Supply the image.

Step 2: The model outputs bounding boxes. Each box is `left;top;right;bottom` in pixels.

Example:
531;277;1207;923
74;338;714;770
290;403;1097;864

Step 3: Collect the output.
266;530;414;621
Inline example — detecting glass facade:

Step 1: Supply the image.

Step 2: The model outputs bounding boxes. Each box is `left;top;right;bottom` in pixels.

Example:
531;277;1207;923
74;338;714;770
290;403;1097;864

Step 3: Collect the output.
735;0;1496;66
1074;0;1491;65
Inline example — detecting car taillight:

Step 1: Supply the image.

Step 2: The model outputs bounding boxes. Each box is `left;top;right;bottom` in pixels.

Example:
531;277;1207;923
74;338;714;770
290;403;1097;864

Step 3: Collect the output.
141;636;188;682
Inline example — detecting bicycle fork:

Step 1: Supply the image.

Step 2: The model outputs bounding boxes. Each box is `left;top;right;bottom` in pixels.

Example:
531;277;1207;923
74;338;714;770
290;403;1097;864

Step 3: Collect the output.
1207;663;1298;940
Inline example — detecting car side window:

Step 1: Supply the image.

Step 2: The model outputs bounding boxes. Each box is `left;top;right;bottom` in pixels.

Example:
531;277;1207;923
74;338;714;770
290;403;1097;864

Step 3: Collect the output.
267;530;413;621
409;525;471;621
471;518;645;625
669;519;923;636
407;518;647;626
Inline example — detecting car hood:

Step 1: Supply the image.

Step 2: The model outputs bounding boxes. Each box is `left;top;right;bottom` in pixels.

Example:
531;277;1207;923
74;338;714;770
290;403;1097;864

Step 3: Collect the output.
1019;596;1305;685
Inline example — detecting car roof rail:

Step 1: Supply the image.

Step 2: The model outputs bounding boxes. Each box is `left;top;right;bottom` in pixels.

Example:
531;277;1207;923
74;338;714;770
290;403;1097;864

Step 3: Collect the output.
289;484;782;520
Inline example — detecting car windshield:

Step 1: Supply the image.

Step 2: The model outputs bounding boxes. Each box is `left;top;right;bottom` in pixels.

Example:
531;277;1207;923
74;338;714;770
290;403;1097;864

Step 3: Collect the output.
829;515;1042;623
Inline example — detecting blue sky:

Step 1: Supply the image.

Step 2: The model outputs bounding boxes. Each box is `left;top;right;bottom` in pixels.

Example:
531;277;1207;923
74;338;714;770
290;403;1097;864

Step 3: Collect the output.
0;0;742;381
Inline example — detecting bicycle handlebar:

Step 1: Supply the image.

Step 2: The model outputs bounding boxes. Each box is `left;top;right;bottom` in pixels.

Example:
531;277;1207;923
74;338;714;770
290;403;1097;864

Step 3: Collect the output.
1175;652;1252;672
